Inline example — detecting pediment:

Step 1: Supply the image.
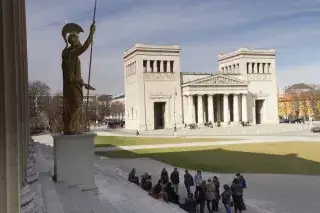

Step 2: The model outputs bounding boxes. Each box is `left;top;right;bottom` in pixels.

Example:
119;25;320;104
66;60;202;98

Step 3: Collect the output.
185;74;248;86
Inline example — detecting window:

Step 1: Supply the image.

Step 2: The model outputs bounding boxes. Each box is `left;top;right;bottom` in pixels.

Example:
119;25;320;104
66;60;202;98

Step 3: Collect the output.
157;61;161;72
170;61;174;72
143;60;147;72
164;61;167;72
131;108;133;118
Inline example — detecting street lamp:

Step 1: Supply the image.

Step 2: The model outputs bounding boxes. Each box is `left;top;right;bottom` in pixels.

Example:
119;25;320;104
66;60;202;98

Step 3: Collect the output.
173;87;177;135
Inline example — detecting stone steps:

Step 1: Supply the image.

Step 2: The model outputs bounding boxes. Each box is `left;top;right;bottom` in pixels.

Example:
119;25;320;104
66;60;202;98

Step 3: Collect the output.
95;163;186;213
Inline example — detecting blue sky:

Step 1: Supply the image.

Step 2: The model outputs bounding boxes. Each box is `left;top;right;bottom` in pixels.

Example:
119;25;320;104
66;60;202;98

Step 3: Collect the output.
26;0;320;95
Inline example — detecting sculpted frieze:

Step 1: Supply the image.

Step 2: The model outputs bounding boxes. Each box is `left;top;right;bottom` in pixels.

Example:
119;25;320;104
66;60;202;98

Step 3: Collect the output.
144;73;175;81
247;74;272;81
126;69;136;77
149;93;172;99
198;76;244;85
126;76;136;84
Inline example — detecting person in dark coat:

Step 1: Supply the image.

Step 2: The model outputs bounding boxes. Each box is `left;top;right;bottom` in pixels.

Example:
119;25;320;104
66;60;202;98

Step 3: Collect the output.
161;168;169;185
231;178;244;213
213;176;221;210
179;193;197;213
197;181;207;213
141;172;152;191
170;167;180;193
150;179;163;199
128;168;139;185
236;173;247;210
165;182;180;204
221;184;232;213
184;170;194;197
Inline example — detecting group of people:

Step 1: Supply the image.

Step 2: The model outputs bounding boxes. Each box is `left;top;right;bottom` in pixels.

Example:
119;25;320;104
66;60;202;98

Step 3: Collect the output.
128;167;247;213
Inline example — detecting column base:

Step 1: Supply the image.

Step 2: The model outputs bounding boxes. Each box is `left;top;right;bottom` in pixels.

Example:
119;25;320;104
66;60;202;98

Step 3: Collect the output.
21;185;38;213
52;133;97;190
221;122;231;127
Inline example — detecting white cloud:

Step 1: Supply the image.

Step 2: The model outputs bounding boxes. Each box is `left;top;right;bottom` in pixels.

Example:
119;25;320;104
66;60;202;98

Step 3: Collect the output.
26;0;320;94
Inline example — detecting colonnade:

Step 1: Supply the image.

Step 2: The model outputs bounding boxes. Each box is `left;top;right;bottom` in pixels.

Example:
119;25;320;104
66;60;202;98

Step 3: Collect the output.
246;62;271;74
184;93;248;125
143;60;174;73
0;0;39;212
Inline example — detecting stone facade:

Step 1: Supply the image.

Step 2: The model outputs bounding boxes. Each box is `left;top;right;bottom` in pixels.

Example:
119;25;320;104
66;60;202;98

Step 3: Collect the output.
124;44;279;130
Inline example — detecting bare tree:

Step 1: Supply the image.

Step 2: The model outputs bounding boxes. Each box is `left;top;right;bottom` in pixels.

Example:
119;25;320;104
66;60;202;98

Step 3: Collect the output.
306;90;320;120
43;92;63;133
28;80;51;129
110;101;125;120
96;94;111;121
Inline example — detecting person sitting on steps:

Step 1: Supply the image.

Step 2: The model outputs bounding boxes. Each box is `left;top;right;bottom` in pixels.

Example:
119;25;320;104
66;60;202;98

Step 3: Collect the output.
128;168;139;185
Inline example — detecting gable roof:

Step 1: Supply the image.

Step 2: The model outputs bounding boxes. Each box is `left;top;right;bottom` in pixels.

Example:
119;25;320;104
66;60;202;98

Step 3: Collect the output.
182;74;248;87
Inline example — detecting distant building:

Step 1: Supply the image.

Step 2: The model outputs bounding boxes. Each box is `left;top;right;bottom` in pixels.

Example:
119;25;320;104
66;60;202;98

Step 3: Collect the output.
124;44;279;130
278;83;320;120
110;93;125;104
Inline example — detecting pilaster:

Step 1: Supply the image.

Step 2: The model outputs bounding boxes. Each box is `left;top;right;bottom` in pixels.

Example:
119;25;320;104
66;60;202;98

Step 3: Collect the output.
197;95;204;125
208;95;214;123
233;94;239;123
242;94;248;122
223;94;230;123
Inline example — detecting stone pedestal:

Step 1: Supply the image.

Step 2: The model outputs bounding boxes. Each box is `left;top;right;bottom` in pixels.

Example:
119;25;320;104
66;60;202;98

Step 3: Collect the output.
53;133;97;191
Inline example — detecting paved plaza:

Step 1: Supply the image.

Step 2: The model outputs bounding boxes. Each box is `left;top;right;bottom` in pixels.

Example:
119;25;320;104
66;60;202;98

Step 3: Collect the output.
96;123;314;137
33;125;320;213
96;157;320;213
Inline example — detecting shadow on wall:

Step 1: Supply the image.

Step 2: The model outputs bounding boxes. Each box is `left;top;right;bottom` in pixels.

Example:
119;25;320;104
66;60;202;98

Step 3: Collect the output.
96;147;320;176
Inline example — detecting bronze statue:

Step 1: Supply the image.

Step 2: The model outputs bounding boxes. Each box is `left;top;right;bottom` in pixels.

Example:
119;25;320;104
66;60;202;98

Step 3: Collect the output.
61;22;96;135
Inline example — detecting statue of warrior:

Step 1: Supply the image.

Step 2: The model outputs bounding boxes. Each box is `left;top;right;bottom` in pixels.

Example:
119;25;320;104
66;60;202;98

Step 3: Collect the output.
61;22;96;135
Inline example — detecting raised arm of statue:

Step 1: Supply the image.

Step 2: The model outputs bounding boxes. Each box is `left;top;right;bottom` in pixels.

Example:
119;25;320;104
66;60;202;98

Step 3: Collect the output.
72;22;96;56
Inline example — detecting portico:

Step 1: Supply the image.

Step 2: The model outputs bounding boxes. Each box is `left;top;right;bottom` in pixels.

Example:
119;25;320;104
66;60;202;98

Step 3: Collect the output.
182;74;248;125
124;44;279;131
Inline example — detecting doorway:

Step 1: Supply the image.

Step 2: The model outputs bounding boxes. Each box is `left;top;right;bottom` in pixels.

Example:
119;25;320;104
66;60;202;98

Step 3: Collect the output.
154;102;166;129
255;100;264;124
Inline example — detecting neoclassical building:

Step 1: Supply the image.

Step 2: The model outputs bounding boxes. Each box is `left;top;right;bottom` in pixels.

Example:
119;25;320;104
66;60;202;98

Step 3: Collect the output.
124;44;278;130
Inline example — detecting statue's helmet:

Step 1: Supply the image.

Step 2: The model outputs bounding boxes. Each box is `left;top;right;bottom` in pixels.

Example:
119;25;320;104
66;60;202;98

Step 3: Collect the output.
61;23;84;47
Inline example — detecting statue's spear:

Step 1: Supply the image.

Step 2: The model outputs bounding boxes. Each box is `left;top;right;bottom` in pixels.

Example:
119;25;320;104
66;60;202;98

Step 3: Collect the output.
85;0;97;131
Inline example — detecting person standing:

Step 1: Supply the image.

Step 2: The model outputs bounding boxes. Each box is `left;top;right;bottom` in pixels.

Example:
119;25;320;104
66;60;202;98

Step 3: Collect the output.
231;178;244;213
221;184;232;213
213;176;221;211
184;170;194;197
194;170;203;196
236;173;247;210
197;181;207;213
205;179;216;212
161;168;169;185
170;167;180;193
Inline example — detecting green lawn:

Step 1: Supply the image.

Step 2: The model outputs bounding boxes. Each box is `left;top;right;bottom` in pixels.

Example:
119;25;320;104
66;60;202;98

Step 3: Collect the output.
95;136;238;147
96;142;320;175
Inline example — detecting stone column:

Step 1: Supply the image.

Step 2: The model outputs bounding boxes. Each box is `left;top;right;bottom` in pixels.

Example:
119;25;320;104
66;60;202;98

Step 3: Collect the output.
216;95;221;121
160;61;164;72
233;94;239;123
0;0;24;211
197;95;204;125
208;95;214;123
223;94;230;123
188;95;194;123
248;62;252;73
153;60;157;72
242;94;248;122
252;63;256;73
146;60;150;72
166;60;170;73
